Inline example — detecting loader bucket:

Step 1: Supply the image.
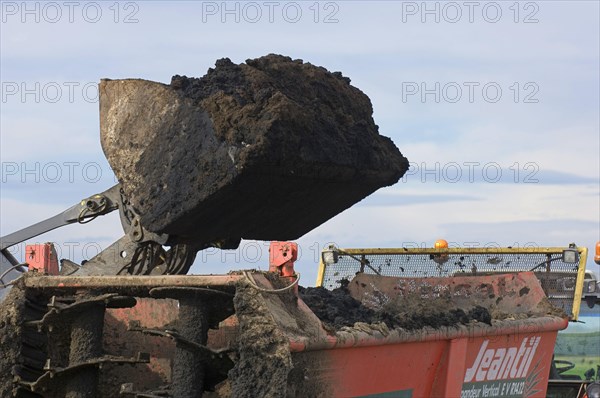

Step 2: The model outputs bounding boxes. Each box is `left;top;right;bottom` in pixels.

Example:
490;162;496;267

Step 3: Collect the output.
99;55;409;246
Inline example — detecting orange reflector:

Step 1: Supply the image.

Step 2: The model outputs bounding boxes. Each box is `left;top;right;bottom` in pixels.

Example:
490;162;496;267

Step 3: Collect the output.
595;241;600;265
434;239;448;249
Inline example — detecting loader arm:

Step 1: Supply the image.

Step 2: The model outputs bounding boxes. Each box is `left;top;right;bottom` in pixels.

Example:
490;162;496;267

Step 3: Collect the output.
0;185;122;286
0;184;121;254
0;184;203;280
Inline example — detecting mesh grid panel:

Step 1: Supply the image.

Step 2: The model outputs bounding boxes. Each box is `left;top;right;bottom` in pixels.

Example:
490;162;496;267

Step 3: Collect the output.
320;248;584;318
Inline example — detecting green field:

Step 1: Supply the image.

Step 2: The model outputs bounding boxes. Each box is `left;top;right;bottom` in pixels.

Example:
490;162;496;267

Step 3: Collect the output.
554;330;600;379
553;354;600;379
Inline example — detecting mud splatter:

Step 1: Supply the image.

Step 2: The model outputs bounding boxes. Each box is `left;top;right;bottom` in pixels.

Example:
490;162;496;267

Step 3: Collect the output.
228;281;292;398
0;285;25;397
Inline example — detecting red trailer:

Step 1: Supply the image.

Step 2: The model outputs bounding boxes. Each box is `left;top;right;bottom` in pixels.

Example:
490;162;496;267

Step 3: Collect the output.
2;242;573;397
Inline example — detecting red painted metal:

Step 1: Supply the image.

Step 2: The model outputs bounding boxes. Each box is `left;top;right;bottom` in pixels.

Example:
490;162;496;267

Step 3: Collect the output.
319;329;559;397
25;243;59;275
269;241;297;277
439;337;469;396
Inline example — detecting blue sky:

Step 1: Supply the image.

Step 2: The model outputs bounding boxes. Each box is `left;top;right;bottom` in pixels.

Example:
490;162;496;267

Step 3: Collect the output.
1;1;599;284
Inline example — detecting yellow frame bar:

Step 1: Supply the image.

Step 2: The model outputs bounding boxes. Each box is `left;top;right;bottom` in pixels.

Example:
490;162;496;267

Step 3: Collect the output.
316;257;326;288
572;247;588;321
336;247;581;255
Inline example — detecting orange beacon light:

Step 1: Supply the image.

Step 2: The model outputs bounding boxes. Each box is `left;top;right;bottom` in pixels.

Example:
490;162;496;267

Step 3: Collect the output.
434;239;448;249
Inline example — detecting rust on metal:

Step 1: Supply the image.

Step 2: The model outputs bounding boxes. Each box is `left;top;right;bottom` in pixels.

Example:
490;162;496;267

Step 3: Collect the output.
348;271;548;315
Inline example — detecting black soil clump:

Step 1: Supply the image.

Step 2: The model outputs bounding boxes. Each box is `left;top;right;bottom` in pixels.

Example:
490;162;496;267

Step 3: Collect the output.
299;281;493;331
299;280;375;330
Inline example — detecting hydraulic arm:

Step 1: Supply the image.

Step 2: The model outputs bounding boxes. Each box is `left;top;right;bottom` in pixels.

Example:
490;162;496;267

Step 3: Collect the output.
1;184;198;279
